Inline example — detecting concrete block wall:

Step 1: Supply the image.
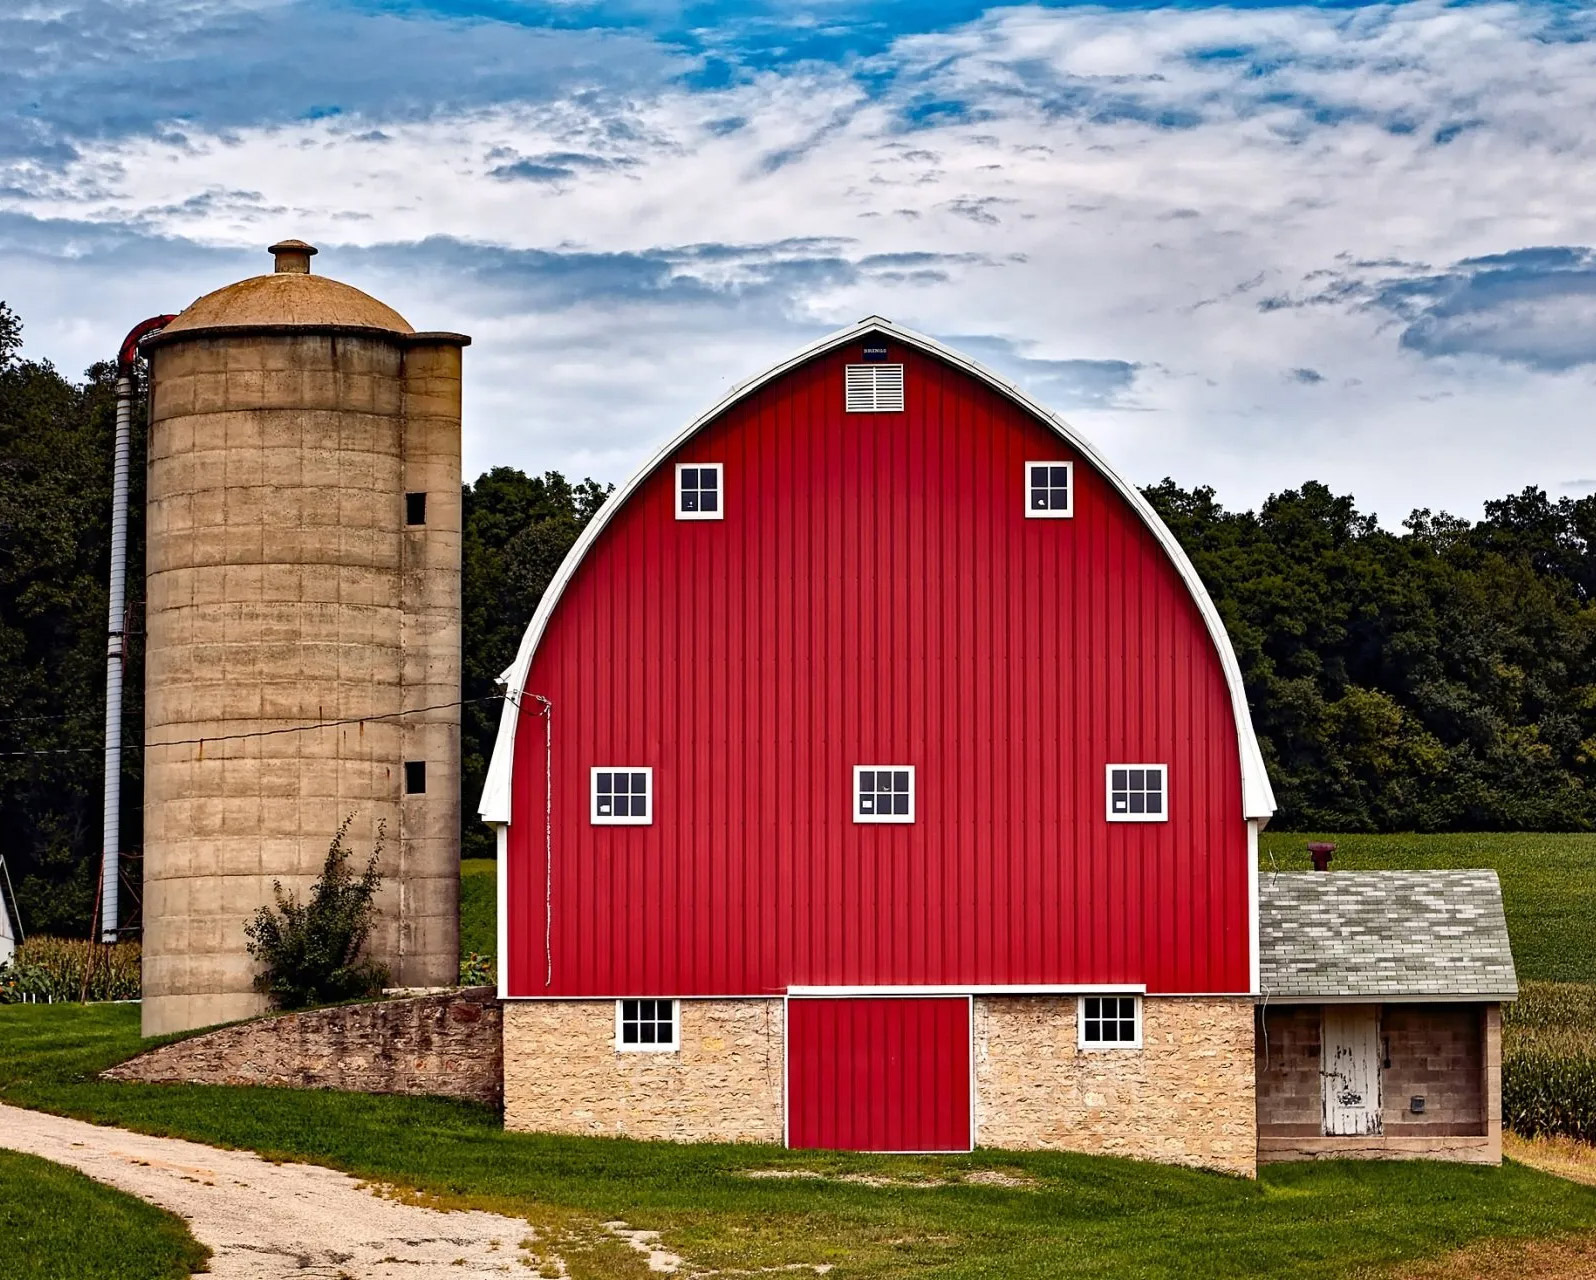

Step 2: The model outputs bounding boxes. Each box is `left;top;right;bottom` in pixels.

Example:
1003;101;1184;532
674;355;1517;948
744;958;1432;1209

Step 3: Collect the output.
1256;1003;1500;1163
1254;1005;1323;1138
142;329;462;1036
1382;1004;1486;1136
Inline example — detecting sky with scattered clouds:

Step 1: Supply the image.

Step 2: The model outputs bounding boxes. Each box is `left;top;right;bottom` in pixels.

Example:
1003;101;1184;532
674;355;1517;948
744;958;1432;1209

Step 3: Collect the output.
5;0;1596;521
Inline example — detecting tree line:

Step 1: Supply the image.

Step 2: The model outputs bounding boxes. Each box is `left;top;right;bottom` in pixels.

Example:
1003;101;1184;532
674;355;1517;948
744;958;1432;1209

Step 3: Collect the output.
1;300;1592;934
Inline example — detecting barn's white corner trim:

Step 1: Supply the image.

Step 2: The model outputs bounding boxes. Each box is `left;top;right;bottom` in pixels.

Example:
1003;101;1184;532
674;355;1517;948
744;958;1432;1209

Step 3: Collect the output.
479;316;1276;825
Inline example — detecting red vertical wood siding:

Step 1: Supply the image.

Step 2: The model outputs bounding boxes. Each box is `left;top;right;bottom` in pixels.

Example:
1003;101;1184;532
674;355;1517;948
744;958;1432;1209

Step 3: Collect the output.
506;340;1250;996
787;997;971;1152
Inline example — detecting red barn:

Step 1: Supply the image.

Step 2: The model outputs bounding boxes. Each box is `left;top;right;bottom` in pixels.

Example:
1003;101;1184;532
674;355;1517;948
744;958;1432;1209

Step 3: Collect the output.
482;318;1278;1171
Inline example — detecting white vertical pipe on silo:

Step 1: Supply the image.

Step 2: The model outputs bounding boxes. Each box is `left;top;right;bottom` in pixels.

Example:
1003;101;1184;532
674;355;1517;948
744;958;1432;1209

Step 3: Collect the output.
101;374;133;943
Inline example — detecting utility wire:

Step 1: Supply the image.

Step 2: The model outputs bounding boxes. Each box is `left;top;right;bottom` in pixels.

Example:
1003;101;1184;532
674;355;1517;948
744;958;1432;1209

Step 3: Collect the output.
0;694;506;758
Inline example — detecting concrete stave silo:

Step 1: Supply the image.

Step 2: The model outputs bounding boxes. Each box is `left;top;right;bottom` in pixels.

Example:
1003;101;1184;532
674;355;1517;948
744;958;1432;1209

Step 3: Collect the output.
140;240;466;1036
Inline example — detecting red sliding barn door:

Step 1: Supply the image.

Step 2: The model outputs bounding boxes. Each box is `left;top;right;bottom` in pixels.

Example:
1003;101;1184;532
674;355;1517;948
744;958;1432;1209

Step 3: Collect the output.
787;997;971;1152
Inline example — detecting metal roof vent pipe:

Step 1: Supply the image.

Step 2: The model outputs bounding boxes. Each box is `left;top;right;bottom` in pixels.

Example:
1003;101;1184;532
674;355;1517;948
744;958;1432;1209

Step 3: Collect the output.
1308;841;1337;872
268;238;317;273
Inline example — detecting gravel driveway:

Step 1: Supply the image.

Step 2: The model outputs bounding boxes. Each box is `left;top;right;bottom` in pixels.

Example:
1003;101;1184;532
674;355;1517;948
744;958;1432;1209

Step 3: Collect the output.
0;1103;535;1278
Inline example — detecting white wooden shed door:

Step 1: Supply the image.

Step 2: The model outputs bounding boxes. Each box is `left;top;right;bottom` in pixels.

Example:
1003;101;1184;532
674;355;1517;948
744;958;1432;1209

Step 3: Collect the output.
1322;1006;1382;1136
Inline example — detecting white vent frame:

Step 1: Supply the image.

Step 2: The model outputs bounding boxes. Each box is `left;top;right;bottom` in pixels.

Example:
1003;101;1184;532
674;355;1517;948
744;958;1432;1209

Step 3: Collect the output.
844;363;905;413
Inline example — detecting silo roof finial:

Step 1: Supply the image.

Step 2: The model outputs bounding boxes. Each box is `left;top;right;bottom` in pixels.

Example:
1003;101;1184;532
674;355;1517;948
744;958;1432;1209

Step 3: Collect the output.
268;239;318;274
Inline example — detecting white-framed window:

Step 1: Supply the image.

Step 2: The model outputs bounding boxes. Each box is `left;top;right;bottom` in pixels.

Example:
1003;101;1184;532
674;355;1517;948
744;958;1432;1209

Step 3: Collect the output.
854;765;914;823
675;462;723;520
1106;763;1168;823
844;363;905;413
1026;461;1074;518
1078;995;1142;1050
592;767;653;825
616;998;678;1052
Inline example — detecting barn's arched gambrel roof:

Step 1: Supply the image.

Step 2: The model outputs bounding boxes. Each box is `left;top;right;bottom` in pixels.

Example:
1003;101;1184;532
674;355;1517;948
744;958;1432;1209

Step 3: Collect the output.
480;317;1276;824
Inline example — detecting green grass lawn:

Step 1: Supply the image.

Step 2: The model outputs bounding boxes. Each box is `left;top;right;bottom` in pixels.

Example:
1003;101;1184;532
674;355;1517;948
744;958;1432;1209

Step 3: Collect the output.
459;857;496;960
1260;831;1596;984
4;1004;1596;1279
0;1146;209;1280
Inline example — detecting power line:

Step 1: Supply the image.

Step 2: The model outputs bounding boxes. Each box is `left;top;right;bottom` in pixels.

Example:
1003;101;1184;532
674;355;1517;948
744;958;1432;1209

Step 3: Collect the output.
0;694;505;759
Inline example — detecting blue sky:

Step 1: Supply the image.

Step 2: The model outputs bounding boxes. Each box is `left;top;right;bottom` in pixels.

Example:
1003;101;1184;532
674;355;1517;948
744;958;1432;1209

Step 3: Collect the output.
5;0;1596;518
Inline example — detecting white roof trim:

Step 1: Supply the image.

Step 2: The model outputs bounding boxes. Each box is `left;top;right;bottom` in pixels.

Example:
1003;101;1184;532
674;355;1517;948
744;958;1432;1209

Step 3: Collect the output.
480;317;1276;823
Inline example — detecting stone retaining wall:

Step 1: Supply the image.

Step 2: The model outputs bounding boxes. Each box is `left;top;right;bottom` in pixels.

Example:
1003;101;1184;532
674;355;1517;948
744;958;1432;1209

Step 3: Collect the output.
103;986;502;1105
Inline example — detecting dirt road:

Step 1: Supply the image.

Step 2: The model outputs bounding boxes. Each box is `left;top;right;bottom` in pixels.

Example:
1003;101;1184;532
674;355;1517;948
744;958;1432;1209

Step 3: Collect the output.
0;1103;534;1278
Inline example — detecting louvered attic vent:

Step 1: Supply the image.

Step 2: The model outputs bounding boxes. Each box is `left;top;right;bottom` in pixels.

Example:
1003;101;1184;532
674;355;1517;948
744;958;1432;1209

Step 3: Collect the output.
844;363;905;413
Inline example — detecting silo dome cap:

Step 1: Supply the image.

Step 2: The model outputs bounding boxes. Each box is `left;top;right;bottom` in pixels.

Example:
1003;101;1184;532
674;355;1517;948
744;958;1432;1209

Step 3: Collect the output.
268;239;318;273
158;239;414;337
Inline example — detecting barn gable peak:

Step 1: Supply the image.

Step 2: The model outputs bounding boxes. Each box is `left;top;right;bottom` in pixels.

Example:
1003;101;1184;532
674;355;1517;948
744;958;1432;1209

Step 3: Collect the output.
479;318;1276;827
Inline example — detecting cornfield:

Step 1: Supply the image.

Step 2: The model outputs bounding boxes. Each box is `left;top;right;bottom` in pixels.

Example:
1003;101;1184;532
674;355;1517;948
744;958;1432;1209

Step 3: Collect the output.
1502;980;1596;1144
0;936;142;1004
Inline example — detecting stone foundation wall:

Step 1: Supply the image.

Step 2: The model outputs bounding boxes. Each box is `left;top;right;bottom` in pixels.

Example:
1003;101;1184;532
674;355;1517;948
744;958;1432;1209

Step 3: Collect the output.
104;987;501;1105
503;1000;784;1143
972;996;1256;1176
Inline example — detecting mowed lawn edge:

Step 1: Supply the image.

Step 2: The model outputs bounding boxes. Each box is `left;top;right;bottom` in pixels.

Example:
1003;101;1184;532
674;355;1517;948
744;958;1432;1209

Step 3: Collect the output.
0;1145;210;1280
3;1006;1596;1279
459;857;496;960
1259;831;1596;984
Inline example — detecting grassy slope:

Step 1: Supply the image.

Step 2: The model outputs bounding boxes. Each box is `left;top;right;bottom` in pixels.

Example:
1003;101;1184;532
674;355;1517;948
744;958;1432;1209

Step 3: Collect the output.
459;858;496;959
1259;832;1596;983
0;1146;209;1280
4;1005;1596;1279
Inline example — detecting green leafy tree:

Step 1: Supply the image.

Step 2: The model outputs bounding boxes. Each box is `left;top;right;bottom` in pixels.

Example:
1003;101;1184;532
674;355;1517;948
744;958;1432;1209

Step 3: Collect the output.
0;302;144;935
243;817;389;1009
460;467;608;857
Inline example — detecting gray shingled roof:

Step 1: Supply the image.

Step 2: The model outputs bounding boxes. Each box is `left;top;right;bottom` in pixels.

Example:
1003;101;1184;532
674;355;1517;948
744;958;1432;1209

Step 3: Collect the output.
1258;870;1518;1001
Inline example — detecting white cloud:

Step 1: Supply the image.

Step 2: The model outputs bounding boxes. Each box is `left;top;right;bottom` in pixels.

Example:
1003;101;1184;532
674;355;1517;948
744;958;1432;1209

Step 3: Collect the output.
5;1;1596;521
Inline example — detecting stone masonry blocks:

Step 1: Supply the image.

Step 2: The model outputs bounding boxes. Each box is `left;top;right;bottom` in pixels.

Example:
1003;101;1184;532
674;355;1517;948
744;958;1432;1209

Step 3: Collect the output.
503;996;1255;1172
974;996;1257;1175
503;1000;786;1144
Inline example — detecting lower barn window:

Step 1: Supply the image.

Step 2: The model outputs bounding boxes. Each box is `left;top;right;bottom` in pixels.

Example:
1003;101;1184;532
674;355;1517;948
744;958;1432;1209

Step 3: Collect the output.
1079;995;1141;1049
617;998;679;1051
1107;763;1167;822
854;765;914;823
592;767;653;824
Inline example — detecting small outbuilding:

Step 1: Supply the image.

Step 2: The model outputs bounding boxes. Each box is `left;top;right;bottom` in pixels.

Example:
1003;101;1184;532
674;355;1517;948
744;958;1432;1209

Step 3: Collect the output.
1256;870;1517;1164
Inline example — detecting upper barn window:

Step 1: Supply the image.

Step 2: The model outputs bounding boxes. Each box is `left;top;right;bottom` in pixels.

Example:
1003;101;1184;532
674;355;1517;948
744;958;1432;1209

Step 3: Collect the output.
675;463;723;520
855;766;914;823
1026;462;1074;518
592;768;653;825
845;364;905;413
1107;764;1168;823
